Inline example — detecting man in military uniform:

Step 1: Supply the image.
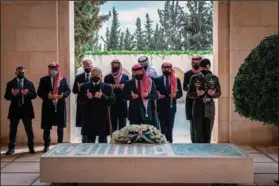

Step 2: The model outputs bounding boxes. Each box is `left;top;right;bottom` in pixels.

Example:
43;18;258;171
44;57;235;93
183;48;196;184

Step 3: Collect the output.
183;56;202;143
187;59;221;143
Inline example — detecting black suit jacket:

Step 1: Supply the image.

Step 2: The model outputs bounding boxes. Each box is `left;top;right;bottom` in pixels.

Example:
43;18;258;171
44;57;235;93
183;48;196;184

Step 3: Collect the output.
4;77;37;119
104;73;129;117
122;79;158;124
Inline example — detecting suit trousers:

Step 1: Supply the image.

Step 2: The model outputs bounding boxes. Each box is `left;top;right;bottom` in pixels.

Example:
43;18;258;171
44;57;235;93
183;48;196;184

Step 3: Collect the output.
43;128;64;147
8;118;34;150
159;111;176;143
86;136;107;143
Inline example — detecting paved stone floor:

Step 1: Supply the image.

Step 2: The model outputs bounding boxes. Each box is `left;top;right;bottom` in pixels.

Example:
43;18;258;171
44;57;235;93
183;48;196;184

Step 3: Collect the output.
0;145;278;186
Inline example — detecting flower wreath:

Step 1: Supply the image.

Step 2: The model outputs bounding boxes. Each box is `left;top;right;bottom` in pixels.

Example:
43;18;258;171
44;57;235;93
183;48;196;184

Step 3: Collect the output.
110;124;168;144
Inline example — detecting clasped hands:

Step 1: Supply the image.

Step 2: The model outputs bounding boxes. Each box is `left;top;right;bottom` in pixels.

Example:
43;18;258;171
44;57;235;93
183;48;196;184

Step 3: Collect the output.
112;84;124;89
87;89;102;99
157;92;176;99
197;89;216;96
131;91;148;99
48;92;63;100
12;88;28;96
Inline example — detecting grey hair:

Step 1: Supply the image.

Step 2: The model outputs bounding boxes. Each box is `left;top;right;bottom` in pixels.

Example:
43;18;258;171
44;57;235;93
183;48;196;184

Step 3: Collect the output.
91;67;102;75
83;59;92;65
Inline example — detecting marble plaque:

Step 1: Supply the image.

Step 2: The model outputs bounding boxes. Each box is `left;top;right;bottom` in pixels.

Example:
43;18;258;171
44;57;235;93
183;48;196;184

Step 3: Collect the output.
42;143;246;158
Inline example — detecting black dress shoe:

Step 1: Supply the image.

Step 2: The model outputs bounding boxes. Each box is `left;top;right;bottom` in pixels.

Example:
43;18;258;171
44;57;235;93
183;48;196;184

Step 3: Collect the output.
43;147;49;153
29;148;36;154
5;149;15;155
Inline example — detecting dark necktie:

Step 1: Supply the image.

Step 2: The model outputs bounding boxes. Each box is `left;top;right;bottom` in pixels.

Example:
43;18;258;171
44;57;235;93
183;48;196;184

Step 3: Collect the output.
52;78;55;93
165;76;170;90
137;80;141;96
86;74;89;82
18;80;23;104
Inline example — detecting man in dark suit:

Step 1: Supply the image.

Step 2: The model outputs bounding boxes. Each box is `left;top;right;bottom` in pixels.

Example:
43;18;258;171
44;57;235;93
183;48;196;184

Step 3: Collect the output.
138;56;160;129
183;56;202;143
72;59;92;143
155;62;183;143
122;64;158;125
4;66;36;155
188;59;221;143
104;59;129;132
37;62;71;152
80;67;115;143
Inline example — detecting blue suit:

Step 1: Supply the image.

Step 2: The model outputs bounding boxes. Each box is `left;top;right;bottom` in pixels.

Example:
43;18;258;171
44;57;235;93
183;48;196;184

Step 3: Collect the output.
154;75;183;143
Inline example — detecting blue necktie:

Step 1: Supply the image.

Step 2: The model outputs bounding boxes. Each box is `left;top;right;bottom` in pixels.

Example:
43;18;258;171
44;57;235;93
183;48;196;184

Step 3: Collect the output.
165;76;169;90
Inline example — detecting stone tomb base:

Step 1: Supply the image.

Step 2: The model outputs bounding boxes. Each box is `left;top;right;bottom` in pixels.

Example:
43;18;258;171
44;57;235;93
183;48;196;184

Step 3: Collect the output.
40;143;253;184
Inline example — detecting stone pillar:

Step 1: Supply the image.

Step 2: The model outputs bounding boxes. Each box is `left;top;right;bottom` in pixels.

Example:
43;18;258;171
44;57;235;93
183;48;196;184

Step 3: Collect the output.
0;1;73;145
213;1;230;142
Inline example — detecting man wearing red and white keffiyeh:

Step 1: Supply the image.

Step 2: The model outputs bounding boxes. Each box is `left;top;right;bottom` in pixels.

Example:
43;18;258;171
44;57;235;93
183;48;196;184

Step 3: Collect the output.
154;62;183;143
104;59;129;132
122;64;158;126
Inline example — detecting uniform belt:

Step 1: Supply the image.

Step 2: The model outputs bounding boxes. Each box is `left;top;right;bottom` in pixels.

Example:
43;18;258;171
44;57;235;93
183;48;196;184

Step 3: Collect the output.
203;97;212;103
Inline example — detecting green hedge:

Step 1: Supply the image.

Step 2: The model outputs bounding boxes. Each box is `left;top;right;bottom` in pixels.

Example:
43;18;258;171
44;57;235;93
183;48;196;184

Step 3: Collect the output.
85;50;213;56
232;34;278;126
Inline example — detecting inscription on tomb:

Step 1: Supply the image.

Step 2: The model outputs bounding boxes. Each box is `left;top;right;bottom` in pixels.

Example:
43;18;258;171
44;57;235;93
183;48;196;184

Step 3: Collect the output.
43;143;246;158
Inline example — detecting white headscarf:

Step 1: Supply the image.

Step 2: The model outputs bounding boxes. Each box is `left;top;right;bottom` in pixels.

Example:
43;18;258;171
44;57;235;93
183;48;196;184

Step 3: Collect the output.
138;56;158;79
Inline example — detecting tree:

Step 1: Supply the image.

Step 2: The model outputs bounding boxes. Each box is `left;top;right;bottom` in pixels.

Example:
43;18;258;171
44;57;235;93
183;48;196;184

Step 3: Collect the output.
157;1;184;50
75;0;110;67
109;7;121;50
123;28;135;50
232;34;278;125
181;1;213;50
118;32;125;50
144;13;154;50
153;24;165;50
134;17;145;50
101;27;111;50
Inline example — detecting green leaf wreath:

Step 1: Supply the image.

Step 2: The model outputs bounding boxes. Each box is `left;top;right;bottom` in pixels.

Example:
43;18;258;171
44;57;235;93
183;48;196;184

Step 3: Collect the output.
110;124;168;144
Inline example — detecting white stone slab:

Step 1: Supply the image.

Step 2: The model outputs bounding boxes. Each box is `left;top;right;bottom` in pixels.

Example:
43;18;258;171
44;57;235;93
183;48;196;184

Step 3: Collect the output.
40;143;253;184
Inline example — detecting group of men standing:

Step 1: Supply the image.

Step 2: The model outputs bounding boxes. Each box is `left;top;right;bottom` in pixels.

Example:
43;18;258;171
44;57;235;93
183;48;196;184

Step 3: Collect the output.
4;55;220;155
73;56;183;144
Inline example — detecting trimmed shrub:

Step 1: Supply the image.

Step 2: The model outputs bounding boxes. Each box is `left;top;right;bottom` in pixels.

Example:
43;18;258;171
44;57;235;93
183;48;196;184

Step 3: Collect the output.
232;34;278;126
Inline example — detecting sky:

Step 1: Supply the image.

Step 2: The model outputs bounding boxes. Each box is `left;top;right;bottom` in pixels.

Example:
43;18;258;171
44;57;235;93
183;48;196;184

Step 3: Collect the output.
98;1;186;46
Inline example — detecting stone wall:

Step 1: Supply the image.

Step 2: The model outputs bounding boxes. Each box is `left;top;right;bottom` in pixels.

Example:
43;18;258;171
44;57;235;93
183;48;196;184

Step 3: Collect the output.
213;1;278;145
0;1;74;145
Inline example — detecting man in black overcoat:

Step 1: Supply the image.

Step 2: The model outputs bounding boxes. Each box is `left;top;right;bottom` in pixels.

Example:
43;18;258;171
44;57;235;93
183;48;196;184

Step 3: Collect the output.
80;67;116;143
122;64;158;125
104;59;129;132
37;62;71;152
72;59;93;142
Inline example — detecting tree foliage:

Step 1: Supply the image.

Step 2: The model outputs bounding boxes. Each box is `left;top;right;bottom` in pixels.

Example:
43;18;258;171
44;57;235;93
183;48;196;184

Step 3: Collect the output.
144;13;154;50
232;34;278;126
181;1;213;50
134;17;145;50
100;1;213;52
74;0;110;67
